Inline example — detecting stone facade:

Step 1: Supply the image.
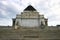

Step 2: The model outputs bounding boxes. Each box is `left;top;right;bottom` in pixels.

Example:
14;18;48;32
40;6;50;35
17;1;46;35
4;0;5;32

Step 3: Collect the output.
12;5;48;29
0;5;60;40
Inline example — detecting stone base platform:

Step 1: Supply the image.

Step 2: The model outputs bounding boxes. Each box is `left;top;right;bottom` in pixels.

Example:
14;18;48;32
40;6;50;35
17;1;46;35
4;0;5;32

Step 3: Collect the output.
0;27;60;40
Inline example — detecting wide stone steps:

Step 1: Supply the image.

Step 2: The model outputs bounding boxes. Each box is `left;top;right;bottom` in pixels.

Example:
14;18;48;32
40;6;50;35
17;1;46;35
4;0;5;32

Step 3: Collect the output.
0;28;60;40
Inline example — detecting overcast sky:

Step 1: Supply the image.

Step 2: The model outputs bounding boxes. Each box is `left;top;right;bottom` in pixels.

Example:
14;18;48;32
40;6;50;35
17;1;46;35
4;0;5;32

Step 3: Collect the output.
0;0;60;26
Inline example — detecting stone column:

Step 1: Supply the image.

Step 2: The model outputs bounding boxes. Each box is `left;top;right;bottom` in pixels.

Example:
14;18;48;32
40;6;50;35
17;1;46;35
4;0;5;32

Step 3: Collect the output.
15;21;19;29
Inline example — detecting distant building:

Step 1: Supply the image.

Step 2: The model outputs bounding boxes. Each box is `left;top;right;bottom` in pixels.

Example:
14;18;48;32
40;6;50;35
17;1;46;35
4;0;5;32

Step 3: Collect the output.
12;5;48;29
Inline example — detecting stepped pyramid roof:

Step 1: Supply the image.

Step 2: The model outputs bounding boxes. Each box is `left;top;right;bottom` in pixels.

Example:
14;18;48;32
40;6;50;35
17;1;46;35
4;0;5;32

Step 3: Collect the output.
24;5;36;11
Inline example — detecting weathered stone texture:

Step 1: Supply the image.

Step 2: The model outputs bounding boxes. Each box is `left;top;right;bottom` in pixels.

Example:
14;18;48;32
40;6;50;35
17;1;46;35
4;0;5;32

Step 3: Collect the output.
0;27;60;40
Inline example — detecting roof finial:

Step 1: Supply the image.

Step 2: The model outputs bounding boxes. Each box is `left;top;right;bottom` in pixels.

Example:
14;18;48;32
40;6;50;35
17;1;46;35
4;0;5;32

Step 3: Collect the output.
28;2;32;5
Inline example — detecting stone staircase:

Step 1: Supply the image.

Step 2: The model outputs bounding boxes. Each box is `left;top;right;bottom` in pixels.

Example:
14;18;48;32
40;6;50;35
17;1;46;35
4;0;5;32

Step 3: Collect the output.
0;28;60;40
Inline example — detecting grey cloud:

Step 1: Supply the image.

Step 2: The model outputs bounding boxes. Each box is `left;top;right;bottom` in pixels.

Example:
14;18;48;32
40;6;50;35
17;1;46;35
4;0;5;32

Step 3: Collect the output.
0;2;19;18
